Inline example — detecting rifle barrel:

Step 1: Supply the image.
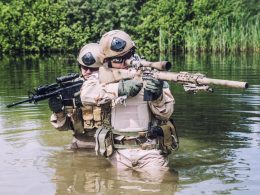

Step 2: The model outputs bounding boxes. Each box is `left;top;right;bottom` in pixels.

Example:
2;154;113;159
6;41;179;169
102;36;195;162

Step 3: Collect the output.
6;98;32;108
155;72;248;89
197;77;248;89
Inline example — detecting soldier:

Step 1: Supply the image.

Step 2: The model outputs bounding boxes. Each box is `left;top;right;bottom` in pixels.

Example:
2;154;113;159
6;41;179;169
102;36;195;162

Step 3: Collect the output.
80;30;178;176
49;43;105;149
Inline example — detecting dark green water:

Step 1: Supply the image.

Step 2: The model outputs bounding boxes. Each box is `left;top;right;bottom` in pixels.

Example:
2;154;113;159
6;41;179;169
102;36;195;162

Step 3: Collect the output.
0;53;259;195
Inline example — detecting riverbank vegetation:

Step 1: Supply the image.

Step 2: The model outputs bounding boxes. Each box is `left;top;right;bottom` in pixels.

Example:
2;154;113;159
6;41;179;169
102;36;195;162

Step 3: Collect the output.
0;0;259;58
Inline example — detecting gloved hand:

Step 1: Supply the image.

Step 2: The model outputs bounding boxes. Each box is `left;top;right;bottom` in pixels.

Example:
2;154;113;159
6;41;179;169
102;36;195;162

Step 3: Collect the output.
118;79;143;97
148;126;164;139
48;96;64;113
145;78;163;99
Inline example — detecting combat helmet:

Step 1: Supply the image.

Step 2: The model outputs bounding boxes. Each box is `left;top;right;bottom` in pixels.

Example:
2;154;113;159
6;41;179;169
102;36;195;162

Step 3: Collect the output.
77;43;103;68
99;30;135;62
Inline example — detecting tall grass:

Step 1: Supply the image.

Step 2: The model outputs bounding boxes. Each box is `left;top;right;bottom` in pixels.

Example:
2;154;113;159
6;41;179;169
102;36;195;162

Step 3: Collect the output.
159;27;167;61
159;27;174;61
184;16;260;53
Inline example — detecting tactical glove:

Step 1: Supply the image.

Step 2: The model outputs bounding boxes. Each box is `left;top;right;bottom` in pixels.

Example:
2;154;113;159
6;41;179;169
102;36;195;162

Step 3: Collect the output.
145;78;163;99
48;96;64;113
118;79;143;97
148;126;164;139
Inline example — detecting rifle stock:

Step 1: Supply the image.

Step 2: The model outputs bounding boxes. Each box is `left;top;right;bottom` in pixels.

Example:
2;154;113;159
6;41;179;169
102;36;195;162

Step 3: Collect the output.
99;67;137;84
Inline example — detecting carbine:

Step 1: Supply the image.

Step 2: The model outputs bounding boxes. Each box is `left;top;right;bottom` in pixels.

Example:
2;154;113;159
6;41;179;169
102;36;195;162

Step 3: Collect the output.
6;73;83;108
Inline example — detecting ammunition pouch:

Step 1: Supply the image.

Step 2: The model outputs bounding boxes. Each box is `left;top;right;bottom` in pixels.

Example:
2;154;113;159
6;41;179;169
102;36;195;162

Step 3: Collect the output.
82;105;97;129
82;102;111;129
95;127;114;157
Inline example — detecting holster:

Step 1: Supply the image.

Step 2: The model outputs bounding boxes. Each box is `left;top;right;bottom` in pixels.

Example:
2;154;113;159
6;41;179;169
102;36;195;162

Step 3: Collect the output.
95;127;114;157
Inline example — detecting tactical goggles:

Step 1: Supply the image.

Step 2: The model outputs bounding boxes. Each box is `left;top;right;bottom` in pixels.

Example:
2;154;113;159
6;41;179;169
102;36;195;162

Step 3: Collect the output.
110;57;125;63
82;52;96;66
110;48;135;63
80;65;99;72
110;37;126;52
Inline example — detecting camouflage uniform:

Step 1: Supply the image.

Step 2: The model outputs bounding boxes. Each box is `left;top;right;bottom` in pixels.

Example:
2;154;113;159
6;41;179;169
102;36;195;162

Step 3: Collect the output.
80;79;175;173
50;43;104;149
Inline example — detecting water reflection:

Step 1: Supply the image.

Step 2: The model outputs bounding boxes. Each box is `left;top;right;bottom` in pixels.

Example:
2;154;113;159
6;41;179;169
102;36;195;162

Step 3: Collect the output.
0;119;55;194
48;149;179;194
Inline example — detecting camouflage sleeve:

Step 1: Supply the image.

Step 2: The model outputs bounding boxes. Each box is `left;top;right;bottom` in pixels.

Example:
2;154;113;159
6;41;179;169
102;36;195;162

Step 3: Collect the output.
50;112;71;131
148;86;175;121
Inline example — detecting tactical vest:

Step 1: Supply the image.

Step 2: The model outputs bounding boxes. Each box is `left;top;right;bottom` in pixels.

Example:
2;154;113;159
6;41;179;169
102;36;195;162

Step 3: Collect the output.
111;89;151;133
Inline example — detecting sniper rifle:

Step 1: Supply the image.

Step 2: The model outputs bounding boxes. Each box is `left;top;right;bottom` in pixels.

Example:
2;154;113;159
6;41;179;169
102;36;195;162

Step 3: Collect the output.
99;54;248;100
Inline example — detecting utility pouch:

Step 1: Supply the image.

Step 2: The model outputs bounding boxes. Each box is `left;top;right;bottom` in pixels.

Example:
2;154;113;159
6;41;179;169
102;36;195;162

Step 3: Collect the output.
95;127;114;157
167;120;179;149
159;120;179;154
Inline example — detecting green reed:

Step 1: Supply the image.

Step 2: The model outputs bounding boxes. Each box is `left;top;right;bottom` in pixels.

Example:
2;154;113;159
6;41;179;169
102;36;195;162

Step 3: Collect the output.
159;27;167;61
184;16;260;53
159;27;174;61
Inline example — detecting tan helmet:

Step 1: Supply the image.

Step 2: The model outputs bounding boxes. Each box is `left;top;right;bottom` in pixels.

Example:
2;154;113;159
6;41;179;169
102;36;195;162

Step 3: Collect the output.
77;43;103;68
99;30;135;60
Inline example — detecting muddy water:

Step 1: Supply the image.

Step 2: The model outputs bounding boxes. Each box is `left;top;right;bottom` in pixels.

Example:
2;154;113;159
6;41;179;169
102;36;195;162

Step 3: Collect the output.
0;53;259;194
